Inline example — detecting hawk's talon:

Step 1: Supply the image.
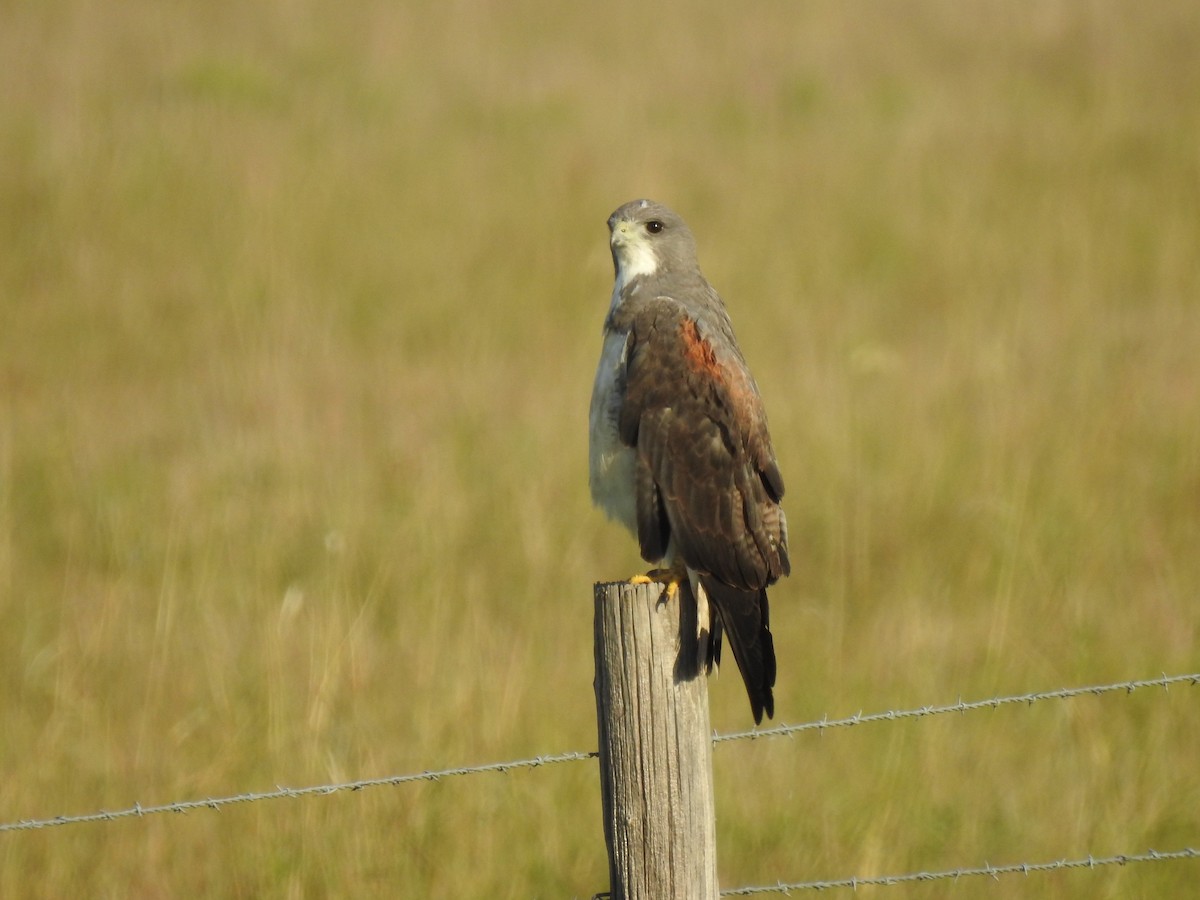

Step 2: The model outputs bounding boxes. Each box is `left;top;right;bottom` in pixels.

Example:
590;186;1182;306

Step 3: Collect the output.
627;567;684;605
629;567;672;582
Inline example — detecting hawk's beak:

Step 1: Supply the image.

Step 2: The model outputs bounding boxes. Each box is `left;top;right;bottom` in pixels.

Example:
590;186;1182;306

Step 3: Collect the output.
609;219;634;246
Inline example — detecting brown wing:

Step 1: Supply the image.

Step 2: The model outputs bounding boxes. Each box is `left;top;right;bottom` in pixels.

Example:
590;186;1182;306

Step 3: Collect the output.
617;294;788;723
617;296;790;589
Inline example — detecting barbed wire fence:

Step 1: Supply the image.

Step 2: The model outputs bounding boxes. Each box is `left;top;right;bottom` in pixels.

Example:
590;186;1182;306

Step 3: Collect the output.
2;672;1197;893
719;847;1200;895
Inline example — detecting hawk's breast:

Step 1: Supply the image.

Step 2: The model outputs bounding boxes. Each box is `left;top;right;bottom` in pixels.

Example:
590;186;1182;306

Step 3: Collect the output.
588;328;638;537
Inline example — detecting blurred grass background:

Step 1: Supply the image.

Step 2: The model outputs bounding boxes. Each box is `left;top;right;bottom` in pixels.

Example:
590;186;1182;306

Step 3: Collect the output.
2;0;1199;896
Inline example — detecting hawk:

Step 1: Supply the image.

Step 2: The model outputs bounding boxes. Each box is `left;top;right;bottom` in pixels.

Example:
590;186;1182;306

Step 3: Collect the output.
589;199;789;723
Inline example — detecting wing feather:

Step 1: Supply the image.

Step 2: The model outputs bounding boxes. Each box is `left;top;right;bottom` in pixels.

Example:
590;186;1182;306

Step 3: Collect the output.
617;296;790;590
633;420;670;562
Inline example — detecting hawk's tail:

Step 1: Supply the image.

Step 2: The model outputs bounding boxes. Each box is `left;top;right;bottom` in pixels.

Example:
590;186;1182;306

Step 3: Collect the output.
699;575;776;724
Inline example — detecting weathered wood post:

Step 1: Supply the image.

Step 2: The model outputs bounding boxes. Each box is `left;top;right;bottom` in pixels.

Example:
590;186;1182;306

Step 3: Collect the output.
593;580;719;900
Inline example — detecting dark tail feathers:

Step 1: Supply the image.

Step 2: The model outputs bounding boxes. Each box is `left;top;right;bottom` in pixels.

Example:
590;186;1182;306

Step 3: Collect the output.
699;575;776;724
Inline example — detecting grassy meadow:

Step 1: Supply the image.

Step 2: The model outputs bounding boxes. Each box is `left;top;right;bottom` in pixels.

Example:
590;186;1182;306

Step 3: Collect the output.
3;0;1199;895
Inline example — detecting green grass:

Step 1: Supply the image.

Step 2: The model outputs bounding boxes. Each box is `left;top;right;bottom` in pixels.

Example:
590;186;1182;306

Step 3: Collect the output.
2;0;1199;896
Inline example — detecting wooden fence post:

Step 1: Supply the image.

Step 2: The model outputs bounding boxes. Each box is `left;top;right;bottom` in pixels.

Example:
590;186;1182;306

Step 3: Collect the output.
593;580;719;900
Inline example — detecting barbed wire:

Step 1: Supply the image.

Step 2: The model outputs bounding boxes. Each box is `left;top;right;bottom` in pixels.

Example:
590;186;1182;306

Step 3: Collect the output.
0;751;598;833
1;671;1195;833
714;671;1200;745
719;846;1200;894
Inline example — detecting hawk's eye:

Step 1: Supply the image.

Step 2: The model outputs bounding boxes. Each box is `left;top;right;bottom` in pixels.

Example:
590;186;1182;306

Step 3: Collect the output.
645;220;664;234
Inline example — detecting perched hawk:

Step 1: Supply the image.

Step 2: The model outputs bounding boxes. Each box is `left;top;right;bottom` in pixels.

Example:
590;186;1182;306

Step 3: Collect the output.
589;199;790;723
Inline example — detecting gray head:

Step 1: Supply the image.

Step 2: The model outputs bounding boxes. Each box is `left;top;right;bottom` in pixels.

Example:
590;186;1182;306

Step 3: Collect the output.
607;199;700;283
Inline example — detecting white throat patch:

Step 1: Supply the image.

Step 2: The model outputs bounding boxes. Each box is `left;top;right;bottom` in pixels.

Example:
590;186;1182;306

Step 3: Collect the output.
615;237;658;283
611;230;659;308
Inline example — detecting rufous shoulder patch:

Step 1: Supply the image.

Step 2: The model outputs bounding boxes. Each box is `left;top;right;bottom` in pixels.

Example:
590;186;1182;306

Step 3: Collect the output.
680;318;723;381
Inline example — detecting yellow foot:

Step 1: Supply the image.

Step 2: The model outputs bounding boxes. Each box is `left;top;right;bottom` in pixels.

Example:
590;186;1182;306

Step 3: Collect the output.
630;567;684;602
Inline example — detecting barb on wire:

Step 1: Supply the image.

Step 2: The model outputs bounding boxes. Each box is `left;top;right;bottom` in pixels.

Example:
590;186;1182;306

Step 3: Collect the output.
1;672;1195;833
719;846;1200;894
714;672;1200;745
0;751;597;833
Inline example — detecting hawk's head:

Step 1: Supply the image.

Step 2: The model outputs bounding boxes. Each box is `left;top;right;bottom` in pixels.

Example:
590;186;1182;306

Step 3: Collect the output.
608;199;699;286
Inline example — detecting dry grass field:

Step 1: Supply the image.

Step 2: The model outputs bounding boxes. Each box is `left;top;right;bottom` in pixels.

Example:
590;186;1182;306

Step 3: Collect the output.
2;1;1199;896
